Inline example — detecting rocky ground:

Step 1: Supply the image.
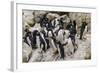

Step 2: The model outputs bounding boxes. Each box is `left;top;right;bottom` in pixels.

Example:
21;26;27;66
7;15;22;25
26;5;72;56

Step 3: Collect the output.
24;33;91;62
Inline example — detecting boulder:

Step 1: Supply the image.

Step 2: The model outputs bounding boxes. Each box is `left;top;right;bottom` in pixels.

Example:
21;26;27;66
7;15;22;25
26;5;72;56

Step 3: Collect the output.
22;43;32;62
